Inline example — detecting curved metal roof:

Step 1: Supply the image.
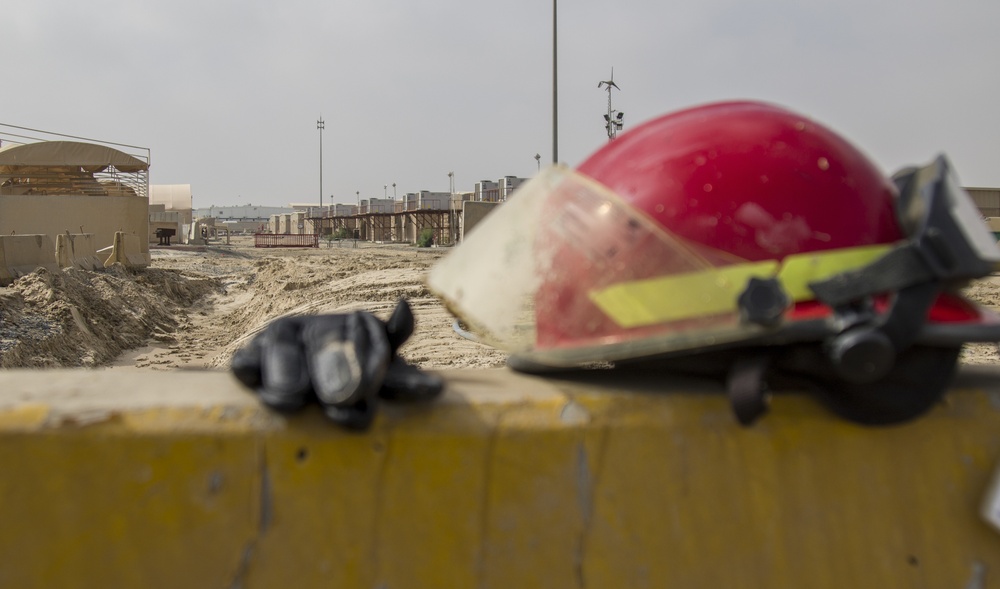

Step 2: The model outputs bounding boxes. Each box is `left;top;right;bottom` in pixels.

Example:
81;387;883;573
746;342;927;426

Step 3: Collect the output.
0;140;148;174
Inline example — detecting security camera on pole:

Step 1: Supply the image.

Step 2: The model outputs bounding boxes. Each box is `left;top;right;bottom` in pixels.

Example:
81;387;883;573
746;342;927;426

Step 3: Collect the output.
598;69;624;141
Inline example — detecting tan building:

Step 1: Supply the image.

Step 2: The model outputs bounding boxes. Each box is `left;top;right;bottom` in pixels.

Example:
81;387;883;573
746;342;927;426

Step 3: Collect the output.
150;184;193;225
0;140;150;265
969;187;1000;218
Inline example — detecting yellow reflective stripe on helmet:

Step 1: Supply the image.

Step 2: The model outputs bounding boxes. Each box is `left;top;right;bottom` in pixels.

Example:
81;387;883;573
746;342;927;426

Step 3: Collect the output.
588;261;779;328
776;244;891;300
589;244;893;328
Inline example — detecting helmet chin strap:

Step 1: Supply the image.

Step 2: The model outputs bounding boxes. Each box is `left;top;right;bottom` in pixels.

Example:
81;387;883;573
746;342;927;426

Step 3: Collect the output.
726;352;774;425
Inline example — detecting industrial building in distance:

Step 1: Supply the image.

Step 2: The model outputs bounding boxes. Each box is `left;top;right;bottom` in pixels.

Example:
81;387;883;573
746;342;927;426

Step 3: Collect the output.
192;175;531;246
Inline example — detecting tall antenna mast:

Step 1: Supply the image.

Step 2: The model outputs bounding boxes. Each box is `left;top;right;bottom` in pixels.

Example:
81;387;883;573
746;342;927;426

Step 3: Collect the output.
597;68;624;141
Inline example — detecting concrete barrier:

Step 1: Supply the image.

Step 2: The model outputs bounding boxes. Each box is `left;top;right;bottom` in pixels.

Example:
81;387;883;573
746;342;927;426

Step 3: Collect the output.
0;193;150;266
0;234;59;285
103;231;151;268
55;232;103;271
0;366;998;587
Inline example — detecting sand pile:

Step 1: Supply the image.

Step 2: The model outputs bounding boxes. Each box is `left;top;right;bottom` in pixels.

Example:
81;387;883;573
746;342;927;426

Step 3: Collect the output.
0;264;219;368
0;239;507;371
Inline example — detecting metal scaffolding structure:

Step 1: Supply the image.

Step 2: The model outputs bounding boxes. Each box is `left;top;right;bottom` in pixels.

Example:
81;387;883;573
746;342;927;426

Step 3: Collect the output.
309;207;454;246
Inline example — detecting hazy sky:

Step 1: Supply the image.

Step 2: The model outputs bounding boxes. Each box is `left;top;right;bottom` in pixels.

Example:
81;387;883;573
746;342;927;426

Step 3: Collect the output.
4;0;998;208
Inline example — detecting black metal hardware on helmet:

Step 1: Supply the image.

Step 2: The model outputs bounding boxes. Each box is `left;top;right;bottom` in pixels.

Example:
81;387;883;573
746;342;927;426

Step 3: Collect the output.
727;156;1000;426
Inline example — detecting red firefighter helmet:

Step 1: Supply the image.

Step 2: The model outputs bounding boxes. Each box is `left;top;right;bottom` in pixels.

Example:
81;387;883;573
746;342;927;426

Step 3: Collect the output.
428;101;1000;425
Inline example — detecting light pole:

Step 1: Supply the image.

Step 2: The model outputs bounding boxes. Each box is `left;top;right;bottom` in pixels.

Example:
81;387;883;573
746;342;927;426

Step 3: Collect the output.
552;0;558;164
535;153;541;171
356;190;361;239
448;171;456;244
384;184;388;199
317;117;325;208
392;182;397;199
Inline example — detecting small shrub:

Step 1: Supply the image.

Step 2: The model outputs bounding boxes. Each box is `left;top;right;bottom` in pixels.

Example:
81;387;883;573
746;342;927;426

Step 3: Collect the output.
417;228;435;247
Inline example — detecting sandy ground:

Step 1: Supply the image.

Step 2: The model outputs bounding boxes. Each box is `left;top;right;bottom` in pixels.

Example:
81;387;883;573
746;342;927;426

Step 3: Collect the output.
0;235;997;371
0;236;506;371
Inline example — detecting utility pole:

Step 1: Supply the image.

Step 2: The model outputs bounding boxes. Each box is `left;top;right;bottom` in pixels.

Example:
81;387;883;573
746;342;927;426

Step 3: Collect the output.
317;117;325;208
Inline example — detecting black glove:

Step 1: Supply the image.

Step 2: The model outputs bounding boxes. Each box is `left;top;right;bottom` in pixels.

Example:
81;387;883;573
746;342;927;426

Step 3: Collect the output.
230;298;443;430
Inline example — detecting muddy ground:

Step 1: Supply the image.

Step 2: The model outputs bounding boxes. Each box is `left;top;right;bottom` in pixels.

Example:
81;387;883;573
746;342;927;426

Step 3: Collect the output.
0;235;997;371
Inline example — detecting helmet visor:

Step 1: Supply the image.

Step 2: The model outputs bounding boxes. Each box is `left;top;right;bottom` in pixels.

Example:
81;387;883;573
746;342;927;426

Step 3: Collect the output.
427;166;793;365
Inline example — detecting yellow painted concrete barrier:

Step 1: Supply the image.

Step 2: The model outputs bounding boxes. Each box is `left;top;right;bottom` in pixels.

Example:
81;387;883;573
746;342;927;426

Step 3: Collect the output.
0;366;998;588
55;232;103;270
0;234;59;285
103;230;150;268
